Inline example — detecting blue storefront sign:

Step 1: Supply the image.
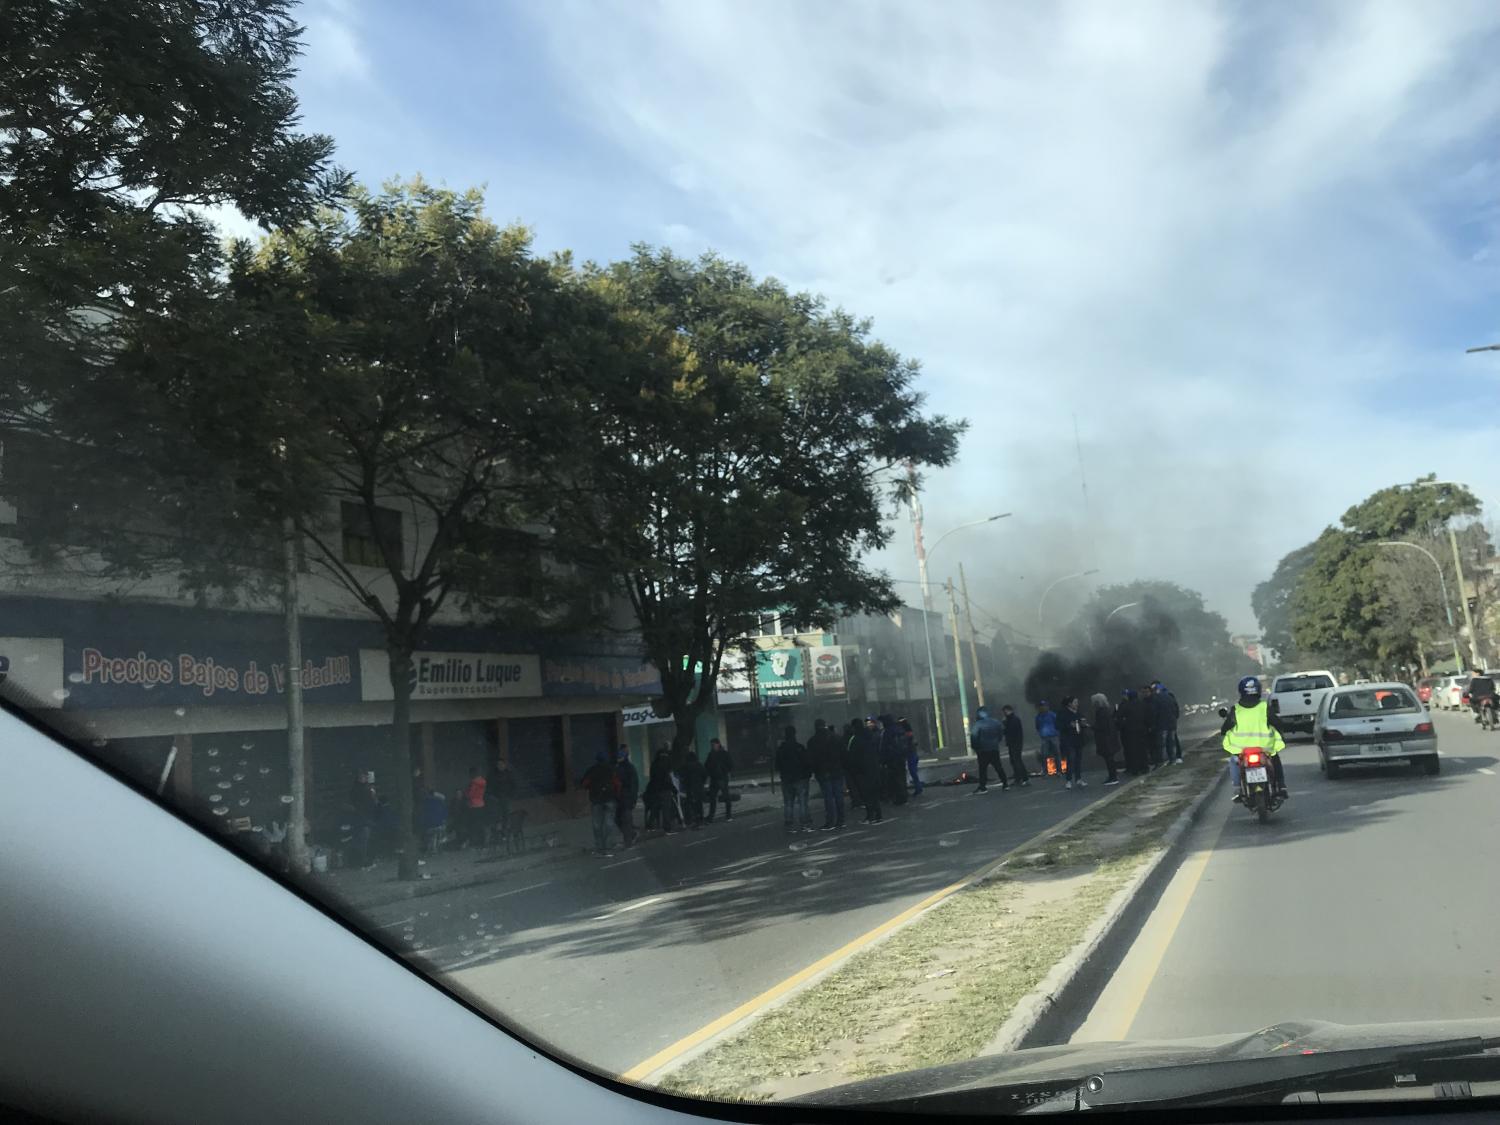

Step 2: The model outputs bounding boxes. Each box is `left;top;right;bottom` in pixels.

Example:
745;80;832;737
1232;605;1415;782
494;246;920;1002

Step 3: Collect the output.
0;596;661;711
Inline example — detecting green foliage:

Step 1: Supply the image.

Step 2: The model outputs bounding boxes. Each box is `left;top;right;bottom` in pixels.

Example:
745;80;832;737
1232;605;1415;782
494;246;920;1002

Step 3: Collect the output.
561;247;964;749
0;0;343;426
1285;478;1485;669
1251;542;1317;664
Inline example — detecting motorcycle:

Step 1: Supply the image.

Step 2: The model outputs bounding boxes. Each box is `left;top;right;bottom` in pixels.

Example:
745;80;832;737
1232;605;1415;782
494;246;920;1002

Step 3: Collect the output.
1218;707;1283;824
1475;694;1497;731
1237;747;1282;824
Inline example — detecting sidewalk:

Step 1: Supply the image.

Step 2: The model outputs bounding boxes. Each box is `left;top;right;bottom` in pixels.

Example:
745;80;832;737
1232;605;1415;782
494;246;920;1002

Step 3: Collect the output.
315;783;782;911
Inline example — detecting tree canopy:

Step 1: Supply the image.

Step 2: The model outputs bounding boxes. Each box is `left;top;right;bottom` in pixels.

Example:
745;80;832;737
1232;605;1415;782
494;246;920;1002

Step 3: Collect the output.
558;248;964;752
1265;478;1485;671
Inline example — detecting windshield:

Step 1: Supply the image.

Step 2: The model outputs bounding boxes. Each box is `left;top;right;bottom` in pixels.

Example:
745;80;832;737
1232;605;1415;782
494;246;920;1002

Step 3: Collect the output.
4;0;1500;1113
1330;688;1421;718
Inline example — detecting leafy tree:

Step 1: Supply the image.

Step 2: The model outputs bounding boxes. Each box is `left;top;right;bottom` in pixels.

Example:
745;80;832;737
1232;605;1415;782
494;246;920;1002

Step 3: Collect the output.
560;248;963;755
1287;478;1483;669
10;181;598;880
1251;542;1317;665
0;0;343;424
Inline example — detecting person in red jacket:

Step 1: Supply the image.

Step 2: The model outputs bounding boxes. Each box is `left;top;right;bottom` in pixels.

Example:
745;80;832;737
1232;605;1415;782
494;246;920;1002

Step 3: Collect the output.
461;766;487;848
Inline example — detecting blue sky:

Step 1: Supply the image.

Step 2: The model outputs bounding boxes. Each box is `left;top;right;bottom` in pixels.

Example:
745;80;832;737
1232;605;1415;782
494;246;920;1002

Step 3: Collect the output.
250;0;1500;634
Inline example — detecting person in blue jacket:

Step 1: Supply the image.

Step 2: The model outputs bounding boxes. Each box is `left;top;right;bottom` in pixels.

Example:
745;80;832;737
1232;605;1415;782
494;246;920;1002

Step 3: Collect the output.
1034;700;1060;777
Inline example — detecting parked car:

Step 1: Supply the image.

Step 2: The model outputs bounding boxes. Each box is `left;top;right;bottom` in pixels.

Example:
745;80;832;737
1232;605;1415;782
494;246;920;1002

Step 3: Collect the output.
1436;676;1470;710
1314;682;1439;779
1268;670;1337;737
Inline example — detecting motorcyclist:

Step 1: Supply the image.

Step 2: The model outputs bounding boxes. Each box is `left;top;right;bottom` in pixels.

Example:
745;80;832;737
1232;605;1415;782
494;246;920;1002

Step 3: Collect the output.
1221;675;1287;801
1467;672;1497;723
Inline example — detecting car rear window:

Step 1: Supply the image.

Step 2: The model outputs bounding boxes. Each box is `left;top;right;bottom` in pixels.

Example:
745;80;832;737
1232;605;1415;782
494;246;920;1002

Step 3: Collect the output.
1274;675;1334;692
1330;688;1420;717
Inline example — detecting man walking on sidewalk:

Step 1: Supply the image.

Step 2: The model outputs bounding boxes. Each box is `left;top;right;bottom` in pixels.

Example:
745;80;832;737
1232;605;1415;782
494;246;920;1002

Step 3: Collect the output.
580;749;620;856
1091;692;1121;784
970;706;1008;793
1035;701;1061;778
898;717;923;796
704;737;734;822
1155;683;1183;764
776;725;814;831
855;716;885;824
1060;697;1088;789
614;744;639;847
1001;704;1029;785
807;718;846;830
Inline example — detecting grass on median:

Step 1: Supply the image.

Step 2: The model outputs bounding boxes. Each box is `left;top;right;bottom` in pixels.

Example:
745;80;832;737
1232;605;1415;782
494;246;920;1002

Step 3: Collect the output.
659;751;1223;1103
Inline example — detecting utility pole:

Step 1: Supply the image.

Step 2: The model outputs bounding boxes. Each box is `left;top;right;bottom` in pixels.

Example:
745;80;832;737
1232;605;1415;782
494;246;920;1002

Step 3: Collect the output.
1449;525;1484;670
959;563;985;707
945;579;971;745
908;467;946;750
282;517;309;876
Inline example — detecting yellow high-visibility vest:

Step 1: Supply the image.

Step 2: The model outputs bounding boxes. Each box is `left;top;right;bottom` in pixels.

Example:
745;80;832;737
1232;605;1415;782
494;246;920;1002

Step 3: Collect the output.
1222;701;1286;757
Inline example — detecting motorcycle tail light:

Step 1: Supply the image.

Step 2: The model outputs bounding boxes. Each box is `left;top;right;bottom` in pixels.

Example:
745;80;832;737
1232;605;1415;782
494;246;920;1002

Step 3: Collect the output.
1244;750;1263;766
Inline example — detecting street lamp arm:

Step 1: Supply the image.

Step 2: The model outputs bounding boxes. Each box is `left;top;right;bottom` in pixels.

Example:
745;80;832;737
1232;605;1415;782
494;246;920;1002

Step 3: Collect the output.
1375;540;1455;629
927;512;1011;564
1037;568;1101;627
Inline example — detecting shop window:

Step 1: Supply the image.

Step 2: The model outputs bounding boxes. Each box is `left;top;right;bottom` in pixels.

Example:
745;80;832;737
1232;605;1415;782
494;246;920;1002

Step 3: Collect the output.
341;501;403;568
508;716;564;796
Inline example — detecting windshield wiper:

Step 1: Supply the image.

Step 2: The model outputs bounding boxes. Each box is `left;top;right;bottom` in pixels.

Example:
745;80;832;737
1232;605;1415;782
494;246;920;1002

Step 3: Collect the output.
848;1034;1500;1114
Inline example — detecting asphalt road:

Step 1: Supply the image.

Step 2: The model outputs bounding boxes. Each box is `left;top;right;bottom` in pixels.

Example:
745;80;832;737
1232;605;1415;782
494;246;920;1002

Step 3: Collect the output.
1073;709;1500;1045
353;740;1170;1075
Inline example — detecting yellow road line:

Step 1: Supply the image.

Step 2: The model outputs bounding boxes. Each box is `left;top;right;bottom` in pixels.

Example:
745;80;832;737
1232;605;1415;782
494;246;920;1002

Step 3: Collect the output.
1096;803;1230;1041
620;787;1133;1083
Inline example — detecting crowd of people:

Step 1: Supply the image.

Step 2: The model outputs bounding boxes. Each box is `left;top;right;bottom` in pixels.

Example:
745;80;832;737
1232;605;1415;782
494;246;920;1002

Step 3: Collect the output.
337;682;1187;864
969;682;1184;792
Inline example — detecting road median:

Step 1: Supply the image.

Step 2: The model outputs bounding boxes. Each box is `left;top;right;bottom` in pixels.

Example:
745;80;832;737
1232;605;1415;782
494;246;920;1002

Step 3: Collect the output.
653;745;1224;1102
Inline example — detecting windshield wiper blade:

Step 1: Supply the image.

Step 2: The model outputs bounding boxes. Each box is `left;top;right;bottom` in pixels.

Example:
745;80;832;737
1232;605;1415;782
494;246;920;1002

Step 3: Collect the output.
1080;1034;1500;1111
844;1034;1500;1115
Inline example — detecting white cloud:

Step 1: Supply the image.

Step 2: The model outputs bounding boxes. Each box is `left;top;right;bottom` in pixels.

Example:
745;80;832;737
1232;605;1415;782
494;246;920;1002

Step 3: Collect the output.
299;0;372;84
517;0;1500;631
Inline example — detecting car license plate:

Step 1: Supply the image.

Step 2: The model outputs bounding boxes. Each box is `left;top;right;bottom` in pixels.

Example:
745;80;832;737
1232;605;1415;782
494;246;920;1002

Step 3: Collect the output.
1365;743;1399;755
1245;766;1269;782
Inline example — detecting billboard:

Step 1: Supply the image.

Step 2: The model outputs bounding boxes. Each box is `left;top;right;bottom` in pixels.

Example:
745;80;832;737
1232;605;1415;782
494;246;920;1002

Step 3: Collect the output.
360;650;542;702
755;646;807;700
811;646;847;695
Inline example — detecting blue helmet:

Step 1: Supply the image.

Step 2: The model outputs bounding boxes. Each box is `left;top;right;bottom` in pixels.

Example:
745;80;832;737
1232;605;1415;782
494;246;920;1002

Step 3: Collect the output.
1236;675;1262;698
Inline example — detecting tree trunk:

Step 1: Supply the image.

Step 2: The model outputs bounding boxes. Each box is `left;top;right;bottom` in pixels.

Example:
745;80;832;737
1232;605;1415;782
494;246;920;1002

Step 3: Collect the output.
670;704;700;759
388;646;421;881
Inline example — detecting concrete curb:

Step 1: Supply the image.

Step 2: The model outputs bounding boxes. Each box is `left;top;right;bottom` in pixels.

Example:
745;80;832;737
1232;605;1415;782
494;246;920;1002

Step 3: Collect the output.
980;759;1226;1057
637;768;1156;1085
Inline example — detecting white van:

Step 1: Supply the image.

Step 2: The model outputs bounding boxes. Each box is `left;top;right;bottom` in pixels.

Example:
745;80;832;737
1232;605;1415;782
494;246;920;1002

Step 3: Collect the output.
1269;670;1337;736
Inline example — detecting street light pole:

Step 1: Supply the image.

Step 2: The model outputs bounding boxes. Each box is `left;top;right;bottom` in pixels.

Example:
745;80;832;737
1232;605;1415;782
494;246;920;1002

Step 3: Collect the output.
959;563;984;708
907;483;1011;750
909;487;946;750
1375;540;1464;673
945;579;972;743
1447;526;1484;670
1403;479;1486;669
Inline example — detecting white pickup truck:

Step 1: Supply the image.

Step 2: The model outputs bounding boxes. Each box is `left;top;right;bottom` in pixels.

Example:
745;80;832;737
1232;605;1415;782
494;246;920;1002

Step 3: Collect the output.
1268;670;1337;736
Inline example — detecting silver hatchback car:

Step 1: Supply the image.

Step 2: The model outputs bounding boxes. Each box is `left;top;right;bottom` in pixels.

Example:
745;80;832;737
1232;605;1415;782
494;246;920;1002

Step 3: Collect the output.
1314;682;1439;779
